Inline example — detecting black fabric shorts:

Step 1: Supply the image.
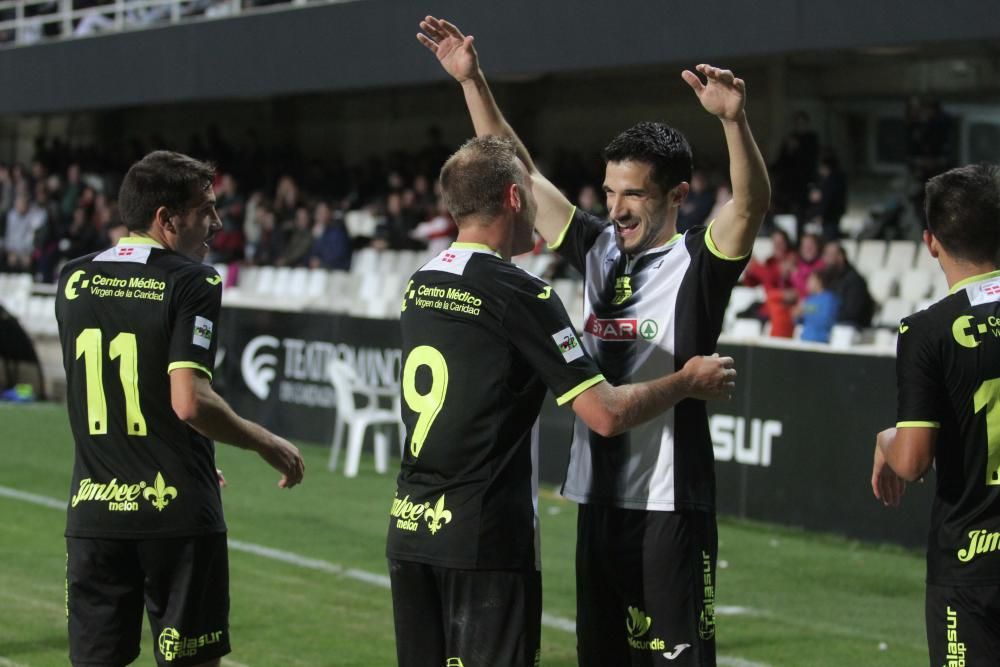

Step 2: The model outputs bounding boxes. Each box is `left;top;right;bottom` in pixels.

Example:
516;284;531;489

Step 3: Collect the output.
66;533;230;667
388;559;541;667
926;582;1000;667
576;505;718;667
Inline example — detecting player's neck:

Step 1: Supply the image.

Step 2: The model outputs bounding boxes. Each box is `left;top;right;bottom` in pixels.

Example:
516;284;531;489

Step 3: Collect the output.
940;254;999;291
455;227;505;260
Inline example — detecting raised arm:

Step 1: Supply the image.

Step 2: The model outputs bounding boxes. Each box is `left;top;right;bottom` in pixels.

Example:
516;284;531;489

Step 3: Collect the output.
417;16;574;244
572;354;736;437
682;65;771;258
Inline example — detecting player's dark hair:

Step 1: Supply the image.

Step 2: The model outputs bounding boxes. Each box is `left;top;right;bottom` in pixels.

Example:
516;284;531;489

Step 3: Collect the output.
925;164;1000;265
118;151;215;232
603;122;693;194
439;136;524;222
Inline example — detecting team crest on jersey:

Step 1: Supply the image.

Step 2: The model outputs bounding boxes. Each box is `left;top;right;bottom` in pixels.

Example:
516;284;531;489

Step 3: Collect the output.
552;327;585;362
613;276;633;305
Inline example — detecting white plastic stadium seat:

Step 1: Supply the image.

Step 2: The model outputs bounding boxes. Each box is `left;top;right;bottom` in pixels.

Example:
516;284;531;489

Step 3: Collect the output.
327;359;404;478
885;240;918;272
898;269;933;302
855;240;887;276
829;324;861;349
752;236;773;262
866;269;898;304
839;238;858;264
876;298;915;329
727;318;763;339
725;286;763;327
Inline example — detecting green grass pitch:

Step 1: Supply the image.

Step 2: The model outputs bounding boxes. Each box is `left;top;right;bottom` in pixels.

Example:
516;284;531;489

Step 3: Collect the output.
0;403;928;666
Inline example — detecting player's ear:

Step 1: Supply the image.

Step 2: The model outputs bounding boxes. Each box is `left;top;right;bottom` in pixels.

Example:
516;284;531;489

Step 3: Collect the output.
670;181;690;205
506;182;522;213
154;206;175;233
923;229;940;259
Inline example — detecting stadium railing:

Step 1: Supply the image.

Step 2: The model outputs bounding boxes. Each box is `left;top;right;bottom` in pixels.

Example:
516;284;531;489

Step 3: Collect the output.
0;0;346;48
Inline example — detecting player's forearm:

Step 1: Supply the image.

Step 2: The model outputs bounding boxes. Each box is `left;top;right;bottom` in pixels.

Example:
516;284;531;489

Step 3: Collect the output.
721;113;771;225
460;72;538;174
879;427;935;482
184;383;281;456
592;372;690;437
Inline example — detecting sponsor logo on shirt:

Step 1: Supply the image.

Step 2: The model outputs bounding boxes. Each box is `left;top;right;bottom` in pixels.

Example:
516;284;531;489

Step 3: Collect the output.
193;316;214;349
389;491;453;535
552;327;585;362
585;315;638;341
70;472;178;513
158;626;224;662
951;314;1000;348
625;606;665;650
957;528;1000;563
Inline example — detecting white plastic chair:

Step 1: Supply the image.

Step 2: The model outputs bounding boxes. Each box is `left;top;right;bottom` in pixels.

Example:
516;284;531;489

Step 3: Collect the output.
856;240;887;276
327;359;404;477
885;241;918;272
866;269;898;304
728;318;764;339
876;298;915;329
829;324;861;349
898;269;933;302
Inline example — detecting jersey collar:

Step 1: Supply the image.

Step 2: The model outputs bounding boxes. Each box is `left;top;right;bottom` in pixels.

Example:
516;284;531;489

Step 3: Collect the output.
120;235;164;249
949;268;1000;294
451;242;501;258
625;233;683;262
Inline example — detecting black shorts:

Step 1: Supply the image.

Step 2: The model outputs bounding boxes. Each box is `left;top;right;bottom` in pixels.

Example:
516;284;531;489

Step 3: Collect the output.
576;505;718;667
67;533;230;667
926;582;1000;667
388;559;541;667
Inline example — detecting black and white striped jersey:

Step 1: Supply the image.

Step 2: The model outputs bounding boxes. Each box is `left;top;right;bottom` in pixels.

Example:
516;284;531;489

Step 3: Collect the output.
553;208;748;512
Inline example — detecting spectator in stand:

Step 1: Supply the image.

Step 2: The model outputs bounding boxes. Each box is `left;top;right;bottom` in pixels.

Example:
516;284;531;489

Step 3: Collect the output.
807;152;848;242
790;232;824;299
0;163;13;217
59;205;104;264
822;240;874;329
277;206;313;267
707;179;733;225
794;268;840;343
247;201;283;265
210;173;246;263
60;163;82;219
771;110;819;225
6;191;45;271
743;229;796;335
308;201;351;270
373;192;411;250
577;184;606;217
273;175;301;222
677;168;716;233
32;180;62;281
410;197;457;255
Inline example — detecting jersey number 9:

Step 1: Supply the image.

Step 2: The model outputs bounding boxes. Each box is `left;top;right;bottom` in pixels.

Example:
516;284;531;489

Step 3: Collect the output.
402;345;449;458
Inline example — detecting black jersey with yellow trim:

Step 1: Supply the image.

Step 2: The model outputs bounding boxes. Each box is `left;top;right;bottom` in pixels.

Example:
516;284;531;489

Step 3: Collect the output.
551;207;748;512
55;237;225;539
897;269;1000;585
387;243;603;571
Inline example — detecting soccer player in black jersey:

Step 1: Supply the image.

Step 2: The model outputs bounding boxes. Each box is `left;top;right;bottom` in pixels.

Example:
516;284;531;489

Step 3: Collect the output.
388;136;738;667
872;165;1000;667
56;151;304;667
418;17;770;667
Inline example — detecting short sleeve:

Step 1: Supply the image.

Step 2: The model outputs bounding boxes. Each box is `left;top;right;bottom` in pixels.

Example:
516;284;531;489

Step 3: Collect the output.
550;207;611;275
168;267;222;380
896;316;944;428
686;224;752;315
503;275;604;406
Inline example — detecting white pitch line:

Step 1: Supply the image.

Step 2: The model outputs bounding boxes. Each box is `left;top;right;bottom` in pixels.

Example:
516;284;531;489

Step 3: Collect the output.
221;658;251;667
0;656;29;667
0;485;769;667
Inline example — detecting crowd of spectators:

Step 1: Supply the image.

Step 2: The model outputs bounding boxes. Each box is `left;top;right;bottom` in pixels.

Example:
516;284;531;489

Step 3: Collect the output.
0;0;295;46
741;229;875;342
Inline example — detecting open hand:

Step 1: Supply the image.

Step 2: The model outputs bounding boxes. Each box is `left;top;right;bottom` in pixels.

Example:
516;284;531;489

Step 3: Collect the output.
682;64;746;122
681;353;736;401
417;16;479;83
